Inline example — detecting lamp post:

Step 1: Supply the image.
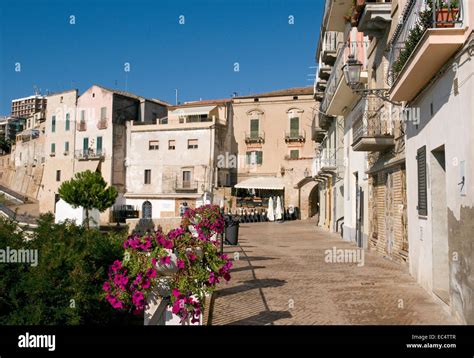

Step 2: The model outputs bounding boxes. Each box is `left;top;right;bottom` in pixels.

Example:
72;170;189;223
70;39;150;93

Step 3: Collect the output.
342;54;401;106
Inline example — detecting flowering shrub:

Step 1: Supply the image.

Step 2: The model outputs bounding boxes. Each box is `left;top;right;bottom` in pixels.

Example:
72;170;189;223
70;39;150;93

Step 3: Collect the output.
103;205;232;323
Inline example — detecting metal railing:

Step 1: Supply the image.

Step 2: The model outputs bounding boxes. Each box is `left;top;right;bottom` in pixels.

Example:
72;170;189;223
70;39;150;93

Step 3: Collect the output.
244;131;265;144
387;0;464;85
321;39;369;113
284;129;306;143
97;119;108;130
74;148;106;160
174;179;199;191
77;120;87;131
353;108;394;143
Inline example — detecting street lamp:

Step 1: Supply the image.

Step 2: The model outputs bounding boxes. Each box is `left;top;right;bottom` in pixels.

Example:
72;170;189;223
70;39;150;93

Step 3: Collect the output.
342;54;401;106
342;54;363;87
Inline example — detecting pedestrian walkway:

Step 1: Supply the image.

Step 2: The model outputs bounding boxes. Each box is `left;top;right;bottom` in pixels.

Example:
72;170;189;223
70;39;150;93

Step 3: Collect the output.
210;220;457;325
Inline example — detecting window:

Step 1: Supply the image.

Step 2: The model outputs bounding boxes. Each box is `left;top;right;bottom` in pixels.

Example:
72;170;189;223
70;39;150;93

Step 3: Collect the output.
182;170;192;188
250;119;259;138
83;137;89;152
65;113;70;131
293;96;298;100
144;169;151;184
64;141;69;153
246;151;263;165
149;140;159;150
142;201;152;219
254;98;259;102
417;146;427;216
81;110;85;122
52;115;56;133
101;107;107;120
96;136;103;154
290;150;299;159
159;117;168;125
290;117;299;137
168;140;176;150
187;139;198;149
56;170;61;182
51;143;56;155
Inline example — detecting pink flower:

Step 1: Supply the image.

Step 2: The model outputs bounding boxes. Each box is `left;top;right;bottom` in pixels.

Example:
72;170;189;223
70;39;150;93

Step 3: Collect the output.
160;256;171;265
142;279;151;289
177;259;185;269
146;268;157;278
102;282;111;292
187;252;197;262
111;260;122;272
172;288;181;298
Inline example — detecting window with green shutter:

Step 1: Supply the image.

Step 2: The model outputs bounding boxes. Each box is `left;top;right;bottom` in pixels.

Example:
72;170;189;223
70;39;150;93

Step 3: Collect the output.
290;150;299;159
256;151;263;164
417;146;427;216
97;136;103;154
52;115;56;133
65;113;70;131
64;141;69;153
51;143;56;154
250;119;259;138
290;117;299;137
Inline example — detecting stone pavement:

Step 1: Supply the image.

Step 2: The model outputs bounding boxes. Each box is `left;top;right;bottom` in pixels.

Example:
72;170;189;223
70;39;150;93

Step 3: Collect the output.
210;220;458;325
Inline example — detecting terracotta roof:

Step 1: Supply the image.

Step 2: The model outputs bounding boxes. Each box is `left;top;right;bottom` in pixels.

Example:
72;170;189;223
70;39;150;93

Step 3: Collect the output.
169;98;231;110
93;85;171;106
235;87;314;99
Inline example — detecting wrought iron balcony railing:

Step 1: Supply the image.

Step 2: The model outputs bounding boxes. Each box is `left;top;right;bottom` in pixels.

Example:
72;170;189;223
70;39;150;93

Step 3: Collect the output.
74;148;106;160
245;131;265;144
284;130;306;143
387;0;464;85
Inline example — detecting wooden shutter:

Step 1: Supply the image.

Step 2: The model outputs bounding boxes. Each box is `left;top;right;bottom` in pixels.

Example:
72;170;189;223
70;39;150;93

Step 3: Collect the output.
250;119;259;137
256;151;263;164
416;146;427;216
290;117;299;136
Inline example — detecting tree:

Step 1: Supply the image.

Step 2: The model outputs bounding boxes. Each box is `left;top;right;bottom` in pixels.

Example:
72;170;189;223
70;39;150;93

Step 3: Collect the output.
58;170;118;229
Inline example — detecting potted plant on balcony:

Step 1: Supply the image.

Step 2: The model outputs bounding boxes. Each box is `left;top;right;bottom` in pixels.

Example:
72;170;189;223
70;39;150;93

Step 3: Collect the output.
344;0;366;26
433;0;460;28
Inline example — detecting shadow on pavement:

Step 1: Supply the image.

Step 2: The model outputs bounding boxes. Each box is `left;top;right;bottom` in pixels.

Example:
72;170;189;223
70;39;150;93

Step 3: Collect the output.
225;310;292;325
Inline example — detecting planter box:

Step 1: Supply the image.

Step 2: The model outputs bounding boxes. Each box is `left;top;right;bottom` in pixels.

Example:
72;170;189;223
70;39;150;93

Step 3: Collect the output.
436;8;459;28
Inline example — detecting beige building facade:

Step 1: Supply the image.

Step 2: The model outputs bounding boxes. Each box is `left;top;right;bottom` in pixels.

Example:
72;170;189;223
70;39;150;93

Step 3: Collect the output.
232;88;318;219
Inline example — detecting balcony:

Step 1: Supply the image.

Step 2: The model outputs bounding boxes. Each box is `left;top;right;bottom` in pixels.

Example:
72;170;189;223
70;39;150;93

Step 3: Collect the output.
318;112;335;131
174;180;199;193
320;38;369;116
285;129;306;143
388;0;466;102
312;127;326;143
313;148;338;177
352;107;394;152
356;1;392;38
245;131;265;144
97;119;108;130
75;148;106;160
77;120;87;132
321;31;343;65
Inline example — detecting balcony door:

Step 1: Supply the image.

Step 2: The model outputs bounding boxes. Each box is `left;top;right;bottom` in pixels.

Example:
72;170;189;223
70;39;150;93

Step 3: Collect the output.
182;170;192;188
83;137;89;155
250;119;259;138
290;117;299;137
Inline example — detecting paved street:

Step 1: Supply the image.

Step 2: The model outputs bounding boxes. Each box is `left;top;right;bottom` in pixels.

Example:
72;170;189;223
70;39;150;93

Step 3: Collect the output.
210;220;457;325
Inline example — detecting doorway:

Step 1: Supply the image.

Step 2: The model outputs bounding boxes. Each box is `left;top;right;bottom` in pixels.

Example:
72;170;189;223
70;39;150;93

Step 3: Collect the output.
431;146;449;304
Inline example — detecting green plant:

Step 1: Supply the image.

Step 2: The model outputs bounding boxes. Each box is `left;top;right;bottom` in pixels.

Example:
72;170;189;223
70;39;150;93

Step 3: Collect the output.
0;214;138;324
392;8;433;78
58;170;118;229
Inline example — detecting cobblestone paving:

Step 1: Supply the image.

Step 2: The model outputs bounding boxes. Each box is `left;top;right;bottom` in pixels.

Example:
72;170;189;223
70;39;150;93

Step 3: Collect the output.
210;220;458;325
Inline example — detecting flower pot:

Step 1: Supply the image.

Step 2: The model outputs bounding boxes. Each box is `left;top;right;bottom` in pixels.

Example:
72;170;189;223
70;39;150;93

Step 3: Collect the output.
156;249;178;275
436;8;459;28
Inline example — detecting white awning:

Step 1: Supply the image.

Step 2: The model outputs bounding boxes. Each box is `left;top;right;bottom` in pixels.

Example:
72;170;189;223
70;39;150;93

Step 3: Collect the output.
171;106;216;116
234;177;285;190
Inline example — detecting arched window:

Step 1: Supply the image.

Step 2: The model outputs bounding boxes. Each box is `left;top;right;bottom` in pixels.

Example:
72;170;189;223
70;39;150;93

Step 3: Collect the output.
142;201;152;219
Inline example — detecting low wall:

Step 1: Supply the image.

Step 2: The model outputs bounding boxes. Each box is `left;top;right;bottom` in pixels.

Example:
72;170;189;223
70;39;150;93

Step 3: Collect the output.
126;217;182;234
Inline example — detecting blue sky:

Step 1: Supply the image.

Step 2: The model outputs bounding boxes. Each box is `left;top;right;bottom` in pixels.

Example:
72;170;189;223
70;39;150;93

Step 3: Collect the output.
0;0;323;113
